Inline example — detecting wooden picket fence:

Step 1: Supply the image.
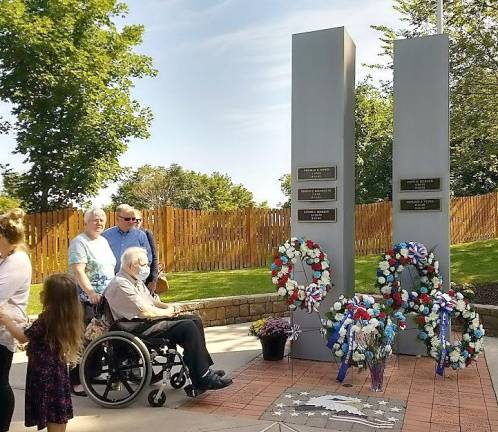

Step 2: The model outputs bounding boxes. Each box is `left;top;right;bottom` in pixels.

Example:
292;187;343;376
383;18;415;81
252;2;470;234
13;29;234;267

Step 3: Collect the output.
24;191;498;283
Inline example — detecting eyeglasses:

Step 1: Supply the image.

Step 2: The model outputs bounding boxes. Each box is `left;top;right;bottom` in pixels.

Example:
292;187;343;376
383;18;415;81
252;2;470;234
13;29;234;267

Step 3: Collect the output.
118;215;136;222
135;218;142;223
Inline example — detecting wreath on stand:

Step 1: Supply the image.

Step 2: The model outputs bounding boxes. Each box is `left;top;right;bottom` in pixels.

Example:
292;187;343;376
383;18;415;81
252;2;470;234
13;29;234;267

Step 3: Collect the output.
375;241;485;375
271;237;333;312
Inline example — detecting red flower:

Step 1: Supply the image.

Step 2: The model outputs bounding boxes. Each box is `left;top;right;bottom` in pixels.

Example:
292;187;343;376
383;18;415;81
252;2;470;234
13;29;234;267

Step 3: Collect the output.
274;258;283;267
388;258;396;266
448;289;455;297
312;278;318;284
399;321;407;329
346;303;354;310
387;249;395;256
306;240;314;248
420;294;430;304
319;252;325;260
416;315;426;325
311;263;322;271
281;275;289;284
271;270;278;277
393;281;399;288
378;312;387;319
427;265;434;273
467;346;474;354
383;293;390;299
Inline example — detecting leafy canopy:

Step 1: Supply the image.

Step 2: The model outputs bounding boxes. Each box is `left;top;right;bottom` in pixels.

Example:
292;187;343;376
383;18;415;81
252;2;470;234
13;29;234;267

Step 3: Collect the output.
111;164;256;211
0;0;157;211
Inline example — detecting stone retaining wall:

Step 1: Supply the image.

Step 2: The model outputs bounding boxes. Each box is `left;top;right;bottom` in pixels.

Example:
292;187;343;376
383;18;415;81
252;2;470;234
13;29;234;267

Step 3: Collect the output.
176;293;290;327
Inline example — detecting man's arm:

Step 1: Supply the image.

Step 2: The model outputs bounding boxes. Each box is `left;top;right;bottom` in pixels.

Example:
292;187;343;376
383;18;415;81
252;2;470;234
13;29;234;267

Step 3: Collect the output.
144;230;159;287
139;230;153;266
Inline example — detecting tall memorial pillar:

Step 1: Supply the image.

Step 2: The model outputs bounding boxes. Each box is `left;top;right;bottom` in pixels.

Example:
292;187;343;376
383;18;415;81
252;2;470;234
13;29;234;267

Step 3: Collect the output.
291;27;356;361
393;35;450;355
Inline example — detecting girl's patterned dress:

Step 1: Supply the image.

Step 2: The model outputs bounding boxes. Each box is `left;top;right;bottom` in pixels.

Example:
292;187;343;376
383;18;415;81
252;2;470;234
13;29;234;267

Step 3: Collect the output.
24;319;73;430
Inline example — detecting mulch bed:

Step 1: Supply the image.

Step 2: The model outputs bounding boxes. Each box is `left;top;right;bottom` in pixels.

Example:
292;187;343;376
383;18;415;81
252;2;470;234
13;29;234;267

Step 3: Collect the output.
470;284;498;306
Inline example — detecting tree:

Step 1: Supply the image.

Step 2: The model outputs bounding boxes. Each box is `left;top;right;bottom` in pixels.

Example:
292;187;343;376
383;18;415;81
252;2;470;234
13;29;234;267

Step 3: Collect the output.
278;174;291;208
371;0;498;196
0;0;157;212
111;164;255;210
355;78;393;203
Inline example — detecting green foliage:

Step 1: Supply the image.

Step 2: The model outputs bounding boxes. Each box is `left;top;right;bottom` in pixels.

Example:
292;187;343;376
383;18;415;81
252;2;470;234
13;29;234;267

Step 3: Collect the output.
371;0;498;197
278;173;291;208
0;0;157;212
0;195;21;213
355;78;393;203
111;164;255;210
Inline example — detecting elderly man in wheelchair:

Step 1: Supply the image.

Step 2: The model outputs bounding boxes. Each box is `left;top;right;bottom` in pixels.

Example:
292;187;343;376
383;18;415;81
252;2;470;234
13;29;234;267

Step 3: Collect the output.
79;246;232;408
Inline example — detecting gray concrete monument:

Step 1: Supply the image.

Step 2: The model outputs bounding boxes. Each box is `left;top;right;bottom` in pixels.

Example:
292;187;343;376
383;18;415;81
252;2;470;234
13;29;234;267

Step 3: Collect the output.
392;35;450;355
290;27;356;361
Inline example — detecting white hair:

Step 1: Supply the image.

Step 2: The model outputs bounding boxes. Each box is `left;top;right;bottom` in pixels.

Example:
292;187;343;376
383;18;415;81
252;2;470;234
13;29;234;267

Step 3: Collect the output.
84;207;106;224
121;247;148;269
116;204;134;215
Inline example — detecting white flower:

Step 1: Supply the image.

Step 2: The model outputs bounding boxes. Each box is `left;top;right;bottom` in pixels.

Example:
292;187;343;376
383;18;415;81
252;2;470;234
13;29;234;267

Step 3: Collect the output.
298;290;306;301
333;302;342;311
272;277;278;284
339;327;347;337
378;277;386;284
277;287;287;296
431;336;440;347
335;313;344;321
449;350;461;363
289;304;296;310
397;265;404;272
278;245;286;253
401;291;409;302
432;277;440;286
352;352;365;362
383;270;390;276
456;300;466;312
395;253;401;259
400;248;409;256
335;350;344;357
379;261;390;271
321;261;328;270
427;328;434;337
463;333;471;342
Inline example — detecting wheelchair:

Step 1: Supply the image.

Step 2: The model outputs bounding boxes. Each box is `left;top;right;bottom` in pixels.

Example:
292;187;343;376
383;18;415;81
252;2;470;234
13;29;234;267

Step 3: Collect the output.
79;319;198;408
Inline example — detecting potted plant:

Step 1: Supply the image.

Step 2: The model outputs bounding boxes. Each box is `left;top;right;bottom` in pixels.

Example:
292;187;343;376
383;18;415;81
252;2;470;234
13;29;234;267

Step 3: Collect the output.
249;317;290;361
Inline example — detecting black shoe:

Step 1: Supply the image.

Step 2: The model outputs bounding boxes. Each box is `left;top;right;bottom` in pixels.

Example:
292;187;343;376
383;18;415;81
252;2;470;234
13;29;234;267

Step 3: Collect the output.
211;369;226;377
198;371;233;391
71;385;87;397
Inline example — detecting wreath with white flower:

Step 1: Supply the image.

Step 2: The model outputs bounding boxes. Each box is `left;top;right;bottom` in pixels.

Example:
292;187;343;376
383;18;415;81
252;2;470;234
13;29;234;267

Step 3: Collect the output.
413;288;485;374
271;237;332;312
323;294;406;381
375;241;443;310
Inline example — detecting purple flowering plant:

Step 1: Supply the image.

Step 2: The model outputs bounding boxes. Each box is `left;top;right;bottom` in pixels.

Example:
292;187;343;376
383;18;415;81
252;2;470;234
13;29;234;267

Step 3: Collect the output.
256;317;291;339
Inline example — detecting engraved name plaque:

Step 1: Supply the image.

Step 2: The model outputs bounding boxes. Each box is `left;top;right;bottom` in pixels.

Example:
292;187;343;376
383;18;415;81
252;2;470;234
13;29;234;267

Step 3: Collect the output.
298;187;336;201
297;208;337;222
297;166;337;181
400;178;441;192
400;198;441;212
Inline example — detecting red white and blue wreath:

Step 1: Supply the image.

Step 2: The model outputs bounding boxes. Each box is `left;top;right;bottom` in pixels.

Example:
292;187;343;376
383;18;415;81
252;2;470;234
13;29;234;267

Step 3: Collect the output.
413;289;485;375
375;241;442;310
271;237;332;312
323;294;406;382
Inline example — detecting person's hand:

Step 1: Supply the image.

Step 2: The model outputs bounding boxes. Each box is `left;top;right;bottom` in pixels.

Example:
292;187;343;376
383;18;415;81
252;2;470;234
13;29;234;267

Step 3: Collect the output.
87;291;102;305
147;280;157;294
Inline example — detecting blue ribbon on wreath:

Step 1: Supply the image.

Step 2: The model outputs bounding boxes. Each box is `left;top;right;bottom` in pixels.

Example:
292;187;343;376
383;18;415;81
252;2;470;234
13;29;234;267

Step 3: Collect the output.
337;324;355;383
326;310;352;350
435;292;457;376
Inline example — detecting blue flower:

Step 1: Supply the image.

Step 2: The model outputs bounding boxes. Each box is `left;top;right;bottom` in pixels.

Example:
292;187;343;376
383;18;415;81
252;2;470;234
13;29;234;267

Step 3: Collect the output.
386;274;394;282
313;271;322;278
394;311;405;321
271;263;278;270
420;287;428;294
386;298;394;306
372;308;380;317
423;307;430;315
399;242;407;248
377;270;384;277
365;351;374;360
463;350;469;359
418;332;428;340
475;329;483;338
341;343;349;353
281;256;288;264
385;327;394;339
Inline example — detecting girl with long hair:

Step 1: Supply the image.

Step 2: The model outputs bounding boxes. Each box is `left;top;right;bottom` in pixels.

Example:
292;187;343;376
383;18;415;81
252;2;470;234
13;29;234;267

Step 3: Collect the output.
0;274;84;432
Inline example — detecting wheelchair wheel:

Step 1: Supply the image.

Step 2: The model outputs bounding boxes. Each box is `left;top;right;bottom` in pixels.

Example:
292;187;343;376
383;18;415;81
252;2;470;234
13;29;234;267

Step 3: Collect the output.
170;372;186;389
80;331;152;408
148;389;166;407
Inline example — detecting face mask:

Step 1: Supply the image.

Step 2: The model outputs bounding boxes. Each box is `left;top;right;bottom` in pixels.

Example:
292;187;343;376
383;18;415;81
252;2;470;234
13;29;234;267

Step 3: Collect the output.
138;265;150;282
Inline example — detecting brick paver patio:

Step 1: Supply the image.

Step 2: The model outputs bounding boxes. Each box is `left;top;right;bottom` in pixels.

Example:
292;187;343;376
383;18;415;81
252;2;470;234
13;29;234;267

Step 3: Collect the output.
181;354;498;432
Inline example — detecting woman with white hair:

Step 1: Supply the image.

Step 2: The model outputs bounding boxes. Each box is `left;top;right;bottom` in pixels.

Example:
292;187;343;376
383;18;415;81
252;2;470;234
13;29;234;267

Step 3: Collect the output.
67;207;116;396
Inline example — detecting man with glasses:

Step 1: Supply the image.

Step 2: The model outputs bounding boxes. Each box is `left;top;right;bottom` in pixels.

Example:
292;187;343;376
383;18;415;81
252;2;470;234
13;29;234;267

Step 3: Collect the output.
102;204;152;275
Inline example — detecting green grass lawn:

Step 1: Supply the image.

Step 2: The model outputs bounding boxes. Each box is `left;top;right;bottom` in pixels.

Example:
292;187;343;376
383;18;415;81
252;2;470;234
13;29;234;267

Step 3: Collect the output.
27;238;498;315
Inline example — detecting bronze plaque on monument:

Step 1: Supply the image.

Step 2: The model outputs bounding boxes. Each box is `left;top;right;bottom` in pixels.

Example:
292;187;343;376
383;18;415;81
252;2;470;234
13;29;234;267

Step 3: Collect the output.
400;177;441;192
298;187;336;201
297;208;336;222
297;166;336;181
400;198;441;212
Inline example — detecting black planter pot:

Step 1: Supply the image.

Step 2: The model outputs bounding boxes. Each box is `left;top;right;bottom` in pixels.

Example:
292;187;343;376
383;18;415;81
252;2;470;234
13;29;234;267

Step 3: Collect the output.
260;334;287;361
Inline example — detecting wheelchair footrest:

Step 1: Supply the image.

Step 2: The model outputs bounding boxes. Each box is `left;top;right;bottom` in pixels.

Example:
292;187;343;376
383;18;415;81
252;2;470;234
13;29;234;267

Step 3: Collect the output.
183;384;205;398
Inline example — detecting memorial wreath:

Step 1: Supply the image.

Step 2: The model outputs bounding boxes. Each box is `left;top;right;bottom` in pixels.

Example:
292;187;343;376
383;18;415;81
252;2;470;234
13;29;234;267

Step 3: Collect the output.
324;294;406;381
375;241;442;310
271;237;332;312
